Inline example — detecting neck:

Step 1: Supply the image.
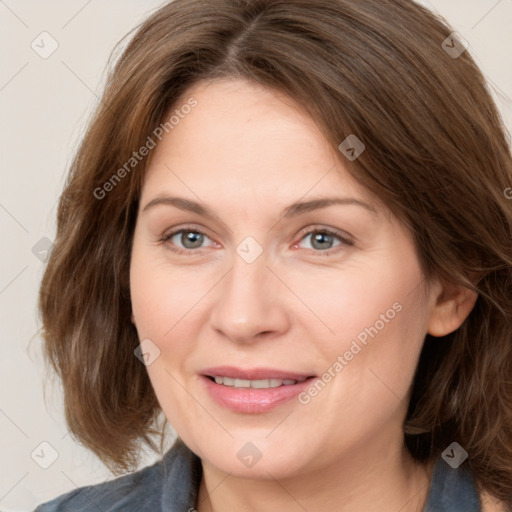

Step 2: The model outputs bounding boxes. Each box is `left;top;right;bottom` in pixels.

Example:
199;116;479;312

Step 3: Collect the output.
196;443;435;512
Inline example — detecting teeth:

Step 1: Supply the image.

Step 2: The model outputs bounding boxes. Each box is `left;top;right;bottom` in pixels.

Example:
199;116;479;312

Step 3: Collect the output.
234;378;251;388
212;376;308;388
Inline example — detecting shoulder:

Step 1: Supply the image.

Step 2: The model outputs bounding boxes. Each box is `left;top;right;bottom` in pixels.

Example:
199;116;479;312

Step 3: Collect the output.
34;438;202;512
423;455;511;512
34;458;166;512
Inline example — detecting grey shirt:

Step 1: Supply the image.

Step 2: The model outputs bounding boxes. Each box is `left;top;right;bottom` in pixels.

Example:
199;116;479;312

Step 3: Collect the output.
34;438;481;511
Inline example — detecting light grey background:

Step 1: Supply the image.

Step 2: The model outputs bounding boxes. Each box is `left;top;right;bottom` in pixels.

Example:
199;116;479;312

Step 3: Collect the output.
0;1;511;510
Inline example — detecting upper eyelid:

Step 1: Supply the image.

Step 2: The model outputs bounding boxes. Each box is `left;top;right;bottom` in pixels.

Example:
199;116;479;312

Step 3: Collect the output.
161;225;214;243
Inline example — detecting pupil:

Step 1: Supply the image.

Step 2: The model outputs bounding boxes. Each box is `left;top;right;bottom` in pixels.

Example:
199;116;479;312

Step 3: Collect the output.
184;231;203;248
313;232;332;250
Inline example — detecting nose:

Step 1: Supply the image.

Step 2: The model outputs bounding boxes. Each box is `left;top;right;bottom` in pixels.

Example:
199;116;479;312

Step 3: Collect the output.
209;250;290;343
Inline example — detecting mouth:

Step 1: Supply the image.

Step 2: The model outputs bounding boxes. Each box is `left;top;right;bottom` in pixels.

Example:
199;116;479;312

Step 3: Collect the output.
200;366;317;413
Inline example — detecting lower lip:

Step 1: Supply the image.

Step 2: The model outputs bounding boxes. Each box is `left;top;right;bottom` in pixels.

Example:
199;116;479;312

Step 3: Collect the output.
200;375;316;413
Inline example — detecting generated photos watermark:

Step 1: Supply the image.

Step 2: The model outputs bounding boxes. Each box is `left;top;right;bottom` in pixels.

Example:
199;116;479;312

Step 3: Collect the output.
93;97;198;200
298;301;403;405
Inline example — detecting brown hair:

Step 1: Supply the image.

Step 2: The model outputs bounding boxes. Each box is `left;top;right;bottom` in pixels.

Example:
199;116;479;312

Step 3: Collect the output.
38;0;512;505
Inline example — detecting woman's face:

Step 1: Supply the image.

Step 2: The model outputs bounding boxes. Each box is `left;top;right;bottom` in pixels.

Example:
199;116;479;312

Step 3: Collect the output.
130;78;440;478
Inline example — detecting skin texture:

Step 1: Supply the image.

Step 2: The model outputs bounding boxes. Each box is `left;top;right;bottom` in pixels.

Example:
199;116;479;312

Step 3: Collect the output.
129;78;478;512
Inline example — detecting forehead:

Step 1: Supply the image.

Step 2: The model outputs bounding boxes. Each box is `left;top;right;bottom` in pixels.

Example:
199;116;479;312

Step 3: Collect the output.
140;78;378;214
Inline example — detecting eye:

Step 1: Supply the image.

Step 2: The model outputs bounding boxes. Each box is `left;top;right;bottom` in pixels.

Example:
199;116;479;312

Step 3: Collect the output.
295;227;353;255
159;225;353;256
160;226;214;254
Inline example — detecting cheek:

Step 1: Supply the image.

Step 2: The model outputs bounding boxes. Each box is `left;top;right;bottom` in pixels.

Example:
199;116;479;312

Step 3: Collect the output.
130;250;204;428
288;256;423;352
130;249;201;338
297;286;428;451
129;247;218;395
293;253;428;406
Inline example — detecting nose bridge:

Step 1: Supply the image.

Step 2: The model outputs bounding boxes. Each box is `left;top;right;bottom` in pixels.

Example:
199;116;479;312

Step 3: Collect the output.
209;238;287;341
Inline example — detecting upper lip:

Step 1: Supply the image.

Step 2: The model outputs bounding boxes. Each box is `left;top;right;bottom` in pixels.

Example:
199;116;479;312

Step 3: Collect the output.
201;366;316;380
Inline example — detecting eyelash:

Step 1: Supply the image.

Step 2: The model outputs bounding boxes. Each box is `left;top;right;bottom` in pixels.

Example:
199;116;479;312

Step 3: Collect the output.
159;224;353;256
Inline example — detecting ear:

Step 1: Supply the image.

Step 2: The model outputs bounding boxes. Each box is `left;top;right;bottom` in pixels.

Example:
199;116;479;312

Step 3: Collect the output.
427;278;478;337
131;312;136;325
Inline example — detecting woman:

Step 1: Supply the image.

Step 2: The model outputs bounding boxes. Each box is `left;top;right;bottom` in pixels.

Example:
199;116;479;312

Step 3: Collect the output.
35;0;512;510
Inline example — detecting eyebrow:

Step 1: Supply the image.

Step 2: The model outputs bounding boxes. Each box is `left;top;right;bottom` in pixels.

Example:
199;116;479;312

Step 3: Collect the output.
142;195;378;218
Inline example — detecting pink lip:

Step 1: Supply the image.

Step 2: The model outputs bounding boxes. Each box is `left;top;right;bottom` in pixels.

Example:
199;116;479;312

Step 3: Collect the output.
199;366;317;414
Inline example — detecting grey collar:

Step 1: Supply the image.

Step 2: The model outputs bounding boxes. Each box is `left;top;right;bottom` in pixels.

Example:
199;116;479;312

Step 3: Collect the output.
423;455;480;511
